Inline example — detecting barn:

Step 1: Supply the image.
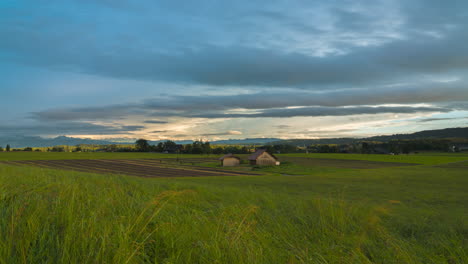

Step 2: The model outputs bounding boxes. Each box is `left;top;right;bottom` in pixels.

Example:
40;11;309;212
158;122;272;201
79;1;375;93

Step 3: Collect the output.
248;149;280;166
219;154;241;167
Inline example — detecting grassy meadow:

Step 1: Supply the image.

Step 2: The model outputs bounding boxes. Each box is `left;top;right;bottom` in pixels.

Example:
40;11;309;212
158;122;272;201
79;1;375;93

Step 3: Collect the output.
0;152;467;263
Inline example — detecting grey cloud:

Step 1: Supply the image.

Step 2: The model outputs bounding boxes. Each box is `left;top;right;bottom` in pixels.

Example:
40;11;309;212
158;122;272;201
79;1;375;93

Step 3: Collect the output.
441;101;468;111
83;35;468;87
332;8;377;33
293;129;358;135
31;81;467;123
2;1;468;88
143;120;168;124
200;131;242;136
31;104;138;121
274;125;291;129
403;0;468;30
188;106;450;119
418;117;456;122
297;129;357;134
31;82;466;122
173;134;189;138
0;122;145;136
121;125;145;130
418;117;467;123
141;82;468;111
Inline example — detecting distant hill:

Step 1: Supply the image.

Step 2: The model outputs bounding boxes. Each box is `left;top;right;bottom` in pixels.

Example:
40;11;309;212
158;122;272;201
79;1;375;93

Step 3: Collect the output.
268;127;468;146
0;136;119;149
210;138;281;145
0;136;198;148
366;127;468;141
270;138;358;146
0;135;281;148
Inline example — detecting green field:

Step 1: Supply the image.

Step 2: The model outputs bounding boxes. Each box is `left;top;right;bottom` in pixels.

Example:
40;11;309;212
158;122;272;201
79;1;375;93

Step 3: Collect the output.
0;152;467;263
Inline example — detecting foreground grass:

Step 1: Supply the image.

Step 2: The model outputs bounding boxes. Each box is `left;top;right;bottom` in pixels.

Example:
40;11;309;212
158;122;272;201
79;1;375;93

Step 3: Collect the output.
0;155;467;263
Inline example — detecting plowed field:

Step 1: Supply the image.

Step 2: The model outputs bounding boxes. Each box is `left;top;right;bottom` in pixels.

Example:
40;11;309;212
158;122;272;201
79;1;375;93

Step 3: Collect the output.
0;159;259;177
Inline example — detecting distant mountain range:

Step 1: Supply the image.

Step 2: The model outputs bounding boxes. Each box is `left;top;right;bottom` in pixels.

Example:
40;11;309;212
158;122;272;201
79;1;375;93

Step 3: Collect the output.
0;135;281;148
202;138;280;145
0;136;118;148
0;127;466;148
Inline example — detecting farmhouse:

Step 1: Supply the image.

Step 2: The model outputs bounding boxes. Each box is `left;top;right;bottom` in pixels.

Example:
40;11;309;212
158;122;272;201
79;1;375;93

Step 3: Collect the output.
452;143;468;152
248;149;280;166
219;154;241;167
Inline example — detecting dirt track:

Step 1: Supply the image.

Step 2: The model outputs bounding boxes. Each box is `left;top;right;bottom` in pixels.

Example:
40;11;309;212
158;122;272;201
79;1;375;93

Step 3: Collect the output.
0;159;260;177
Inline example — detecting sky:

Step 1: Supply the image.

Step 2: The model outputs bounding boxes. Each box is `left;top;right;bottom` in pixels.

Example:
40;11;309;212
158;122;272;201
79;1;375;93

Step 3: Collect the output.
1;0;467;140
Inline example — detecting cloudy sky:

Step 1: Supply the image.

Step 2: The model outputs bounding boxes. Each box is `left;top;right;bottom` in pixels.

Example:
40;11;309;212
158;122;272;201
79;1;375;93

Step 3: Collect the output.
1;0;467;140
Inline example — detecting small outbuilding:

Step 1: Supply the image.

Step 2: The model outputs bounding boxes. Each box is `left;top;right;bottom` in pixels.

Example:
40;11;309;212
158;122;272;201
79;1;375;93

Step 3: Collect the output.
219;154;241;167
248;149;280;166
452;143;468;152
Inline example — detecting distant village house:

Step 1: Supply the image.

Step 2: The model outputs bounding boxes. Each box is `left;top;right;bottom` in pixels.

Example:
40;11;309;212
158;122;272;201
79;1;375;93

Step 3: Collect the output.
248;149;280;166
219;154;241;167
452;143;468;152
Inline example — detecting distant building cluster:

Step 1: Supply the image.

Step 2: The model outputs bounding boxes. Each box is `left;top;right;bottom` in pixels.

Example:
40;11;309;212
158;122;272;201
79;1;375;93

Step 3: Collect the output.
219;149;280;167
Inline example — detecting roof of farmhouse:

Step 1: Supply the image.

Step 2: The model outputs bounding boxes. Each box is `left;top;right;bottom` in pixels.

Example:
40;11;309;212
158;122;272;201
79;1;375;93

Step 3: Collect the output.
248;149;278;161
219;154;241;161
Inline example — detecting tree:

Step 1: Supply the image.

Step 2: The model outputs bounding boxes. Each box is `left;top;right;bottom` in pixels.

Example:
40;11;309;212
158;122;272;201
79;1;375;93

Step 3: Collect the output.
0;147;3;152
401;144;410;154
264;145;275;154
202;141;212;154
155;142;164;152
241;146;251;154
162;140;177;152
135;139;150;152
51;146;65;152
191;141;204;154
24;147;33;151
6;144;10;152
361;142;370;154
212;147;224;154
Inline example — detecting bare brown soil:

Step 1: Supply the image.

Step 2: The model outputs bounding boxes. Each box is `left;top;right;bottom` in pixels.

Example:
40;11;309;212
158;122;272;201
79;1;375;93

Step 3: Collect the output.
0;159;260;177
280;157;419;169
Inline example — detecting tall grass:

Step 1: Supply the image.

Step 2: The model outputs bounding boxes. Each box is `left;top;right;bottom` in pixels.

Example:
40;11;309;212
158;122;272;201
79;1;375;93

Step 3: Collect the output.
0;160;467;263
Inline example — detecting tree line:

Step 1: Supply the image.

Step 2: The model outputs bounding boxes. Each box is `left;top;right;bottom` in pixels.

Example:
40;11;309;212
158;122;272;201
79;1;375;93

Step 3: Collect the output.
307;139;465;154
0;145;10;152
134;139;252;154
1;138;465;154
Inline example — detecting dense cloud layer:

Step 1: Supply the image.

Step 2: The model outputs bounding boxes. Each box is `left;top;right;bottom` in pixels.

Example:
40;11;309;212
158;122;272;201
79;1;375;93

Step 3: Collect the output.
1;0;467;138
31;85;466;122
1;0;468;88
2;24;468;88
187;106;450;119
